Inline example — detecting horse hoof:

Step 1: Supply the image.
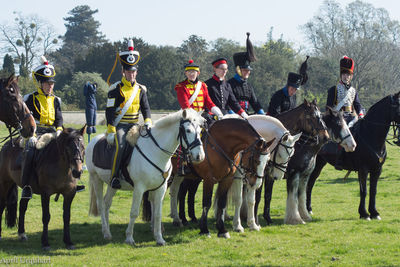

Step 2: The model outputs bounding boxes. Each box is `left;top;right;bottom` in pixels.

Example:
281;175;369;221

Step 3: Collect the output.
361;216;371;221
156;240;166;246
250;225;261;231
125;238;136;246
42;246;51;251
190;217;198;223
234;227;244;233
172;221;183;227
182;220;189;226
19;233;28;242
218;232;231;239
66;244;75;250
372;215;381;220
103;233;112;240
308;210;313;215
199;232;211;238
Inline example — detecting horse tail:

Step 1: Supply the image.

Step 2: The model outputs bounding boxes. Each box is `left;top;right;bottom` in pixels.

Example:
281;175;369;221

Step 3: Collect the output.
88;173;99;217
5;183;18;228
142;191;151;222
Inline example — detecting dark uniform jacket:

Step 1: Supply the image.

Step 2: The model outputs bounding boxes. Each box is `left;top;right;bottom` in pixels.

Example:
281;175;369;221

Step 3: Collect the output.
205;75;243;114
228;74;263;113
267;87;296;117
24;89;63;129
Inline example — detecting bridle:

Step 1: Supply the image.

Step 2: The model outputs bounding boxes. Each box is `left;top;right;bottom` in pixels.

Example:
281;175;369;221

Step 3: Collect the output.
267;131;295;173
240;138;269;184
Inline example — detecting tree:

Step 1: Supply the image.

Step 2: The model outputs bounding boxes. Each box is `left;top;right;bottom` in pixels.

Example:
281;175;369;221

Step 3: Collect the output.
0;12;59;72
19;54;28;77
2;54;15;75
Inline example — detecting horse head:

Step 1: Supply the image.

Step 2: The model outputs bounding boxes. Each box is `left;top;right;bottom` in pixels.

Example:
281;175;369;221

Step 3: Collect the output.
58;125;87;179
179;109;205;163
324;106;356;152
301;99;329;143
0;74;36;138
241;138;275;187
390;92;400;123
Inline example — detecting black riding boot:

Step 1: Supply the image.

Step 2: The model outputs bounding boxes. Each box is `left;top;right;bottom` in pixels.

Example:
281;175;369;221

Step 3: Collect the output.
21;147;35;199
110;146;126;189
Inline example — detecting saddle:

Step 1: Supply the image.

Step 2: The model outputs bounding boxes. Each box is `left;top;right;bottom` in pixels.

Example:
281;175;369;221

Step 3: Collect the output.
92;136;134;181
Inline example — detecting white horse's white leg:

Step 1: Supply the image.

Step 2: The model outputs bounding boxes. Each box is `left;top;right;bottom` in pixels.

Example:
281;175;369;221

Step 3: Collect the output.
231;178;244;233
103;185;117;239
91;173;112;240
125;186;145;245
246;185;261;231
284;174;305;225
298;175;312;222
149;183;168;246
169;175;184;226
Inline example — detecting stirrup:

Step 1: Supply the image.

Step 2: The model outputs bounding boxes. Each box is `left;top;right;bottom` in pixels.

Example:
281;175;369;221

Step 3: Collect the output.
21;186;32;199
110;177;121;189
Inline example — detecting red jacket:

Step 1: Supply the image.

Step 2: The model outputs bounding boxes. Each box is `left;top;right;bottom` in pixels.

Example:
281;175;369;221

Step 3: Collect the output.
175;79;216;111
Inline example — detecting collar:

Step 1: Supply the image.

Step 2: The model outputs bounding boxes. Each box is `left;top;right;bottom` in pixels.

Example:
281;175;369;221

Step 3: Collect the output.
38;88;53;97
339;80;351;89
282;86;289;97
212;74;223;82
187;78;199;84
234;73;245;83
122;77;136;88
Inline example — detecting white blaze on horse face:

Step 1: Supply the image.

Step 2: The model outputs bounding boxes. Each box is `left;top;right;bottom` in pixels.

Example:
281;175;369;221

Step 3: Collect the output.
256;152;270;181
340;120;357;152
182;120;205;163
269;133;297;180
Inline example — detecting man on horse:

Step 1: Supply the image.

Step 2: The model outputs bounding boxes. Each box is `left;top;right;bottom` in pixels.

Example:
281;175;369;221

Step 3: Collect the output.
174;59;223;175
326;56;364;170
228;33;265;115
21;56;71;199
205;58;249;119
107;40;152;189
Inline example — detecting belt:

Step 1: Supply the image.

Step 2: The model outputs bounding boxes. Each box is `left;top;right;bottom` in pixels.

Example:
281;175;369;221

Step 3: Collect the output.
341;106;352;112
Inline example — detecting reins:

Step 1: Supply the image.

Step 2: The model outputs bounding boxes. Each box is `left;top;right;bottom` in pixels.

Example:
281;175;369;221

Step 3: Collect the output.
268;131;294;173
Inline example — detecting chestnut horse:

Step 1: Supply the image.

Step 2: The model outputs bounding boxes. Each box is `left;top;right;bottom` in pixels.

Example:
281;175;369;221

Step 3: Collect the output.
0;74;36;140
0;126;86;250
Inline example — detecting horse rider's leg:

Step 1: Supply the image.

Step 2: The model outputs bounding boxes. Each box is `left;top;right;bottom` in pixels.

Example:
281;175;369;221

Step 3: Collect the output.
246;184;261;231
18;198;30;241
368;168;382;220
63;192;76;249
178;178;189;225
298;173;312;222
231;177;244;233
284;172;305;225
358;168;370;220
110;126;128;189
169;175;184;226
199;179;214;237
125;186;145;245
149;184;168;246
40;193;51;250
188;178;201;222
307;156;327;214
104;185;117;239
263;177;275;225
215;179;234;238
20;146;35;199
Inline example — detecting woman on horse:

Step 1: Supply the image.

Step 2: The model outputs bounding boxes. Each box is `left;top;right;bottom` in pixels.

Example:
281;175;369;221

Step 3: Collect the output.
107;40;152;189
21;56;69;199
205;58;249;119
326;56;364;170
228;33;265;115
174;59;223;175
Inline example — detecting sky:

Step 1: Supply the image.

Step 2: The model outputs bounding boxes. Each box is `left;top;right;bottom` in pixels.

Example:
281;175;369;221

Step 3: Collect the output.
1;0;400;49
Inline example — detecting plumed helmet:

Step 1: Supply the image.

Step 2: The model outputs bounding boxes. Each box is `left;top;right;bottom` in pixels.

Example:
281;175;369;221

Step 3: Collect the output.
287;72;303;89
33;56;56;83
184;59;200;72
119;39;140;71
233;32;257;70
340;56;354;74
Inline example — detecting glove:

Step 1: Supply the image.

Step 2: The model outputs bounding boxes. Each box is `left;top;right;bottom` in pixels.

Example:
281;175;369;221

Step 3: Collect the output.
241;111;249;119
144;120;152;130
211;106;224;120
56;130;62;137
106;133;115;145
27;136;37;148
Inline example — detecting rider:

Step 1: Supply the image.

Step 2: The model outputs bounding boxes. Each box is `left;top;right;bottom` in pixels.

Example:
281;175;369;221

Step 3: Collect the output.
107;40;152;189
228;33;265;115
175;59;223;175
326;56;364;170
205;57;249;119
21;56;77;199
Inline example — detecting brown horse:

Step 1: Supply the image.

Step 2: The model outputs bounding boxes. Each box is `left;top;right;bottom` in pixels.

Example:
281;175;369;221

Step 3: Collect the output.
167;118;274;238
0;126;86;250
0;74;36;140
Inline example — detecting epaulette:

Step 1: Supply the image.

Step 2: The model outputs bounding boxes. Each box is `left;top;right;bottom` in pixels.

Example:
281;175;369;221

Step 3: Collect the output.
137;83;147;93
109;81;121;91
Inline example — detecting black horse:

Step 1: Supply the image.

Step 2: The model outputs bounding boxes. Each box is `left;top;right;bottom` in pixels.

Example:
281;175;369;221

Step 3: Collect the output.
306;92;400;220
259;106;356;225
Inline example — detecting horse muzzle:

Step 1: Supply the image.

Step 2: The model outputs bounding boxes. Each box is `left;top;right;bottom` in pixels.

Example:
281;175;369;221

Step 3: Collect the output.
72;169;83;179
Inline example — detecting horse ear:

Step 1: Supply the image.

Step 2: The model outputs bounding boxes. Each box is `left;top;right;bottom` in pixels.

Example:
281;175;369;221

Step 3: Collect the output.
182;109;188;119
303;99;309;106
6;73;15;87
80;124;87;136
312;99;317;105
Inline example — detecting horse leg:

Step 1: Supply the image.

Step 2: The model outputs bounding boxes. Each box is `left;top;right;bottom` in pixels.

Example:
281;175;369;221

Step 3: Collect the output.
125;186;145;245
231;178;244;233
253;183;262;225
169;175;184;226
284;172;305;225
0;198;5;240
188;178;201;222
307;156;327;214
104;186;117;239
149;184;168;246
246;184;261;231
18;198;30;241
215;180;232;238
63;192;76;249
263;177;275;225
368;169;382;220
40;194;51;250
298;173;312;222
358;169;370;220
199;180;214;237
178;179;189;226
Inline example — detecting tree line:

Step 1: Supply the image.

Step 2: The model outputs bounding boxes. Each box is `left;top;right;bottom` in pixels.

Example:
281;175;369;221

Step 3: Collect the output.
1;0;400;112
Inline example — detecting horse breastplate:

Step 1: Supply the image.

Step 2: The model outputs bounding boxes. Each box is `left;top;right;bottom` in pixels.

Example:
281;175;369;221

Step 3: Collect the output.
336;83;356;112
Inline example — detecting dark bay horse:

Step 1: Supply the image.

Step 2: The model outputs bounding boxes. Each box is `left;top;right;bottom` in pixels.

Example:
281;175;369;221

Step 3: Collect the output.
307;92;400;220
259;102;356;225
168;118;273;238
0;126;86;250
0;74;36;139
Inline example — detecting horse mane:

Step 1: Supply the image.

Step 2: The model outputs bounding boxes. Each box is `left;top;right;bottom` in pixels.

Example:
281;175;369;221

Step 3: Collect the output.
364;94;391;118
153;109;200;129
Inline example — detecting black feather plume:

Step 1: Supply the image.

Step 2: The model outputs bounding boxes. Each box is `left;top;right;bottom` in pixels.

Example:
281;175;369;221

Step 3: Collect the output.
299;55;310;85
246;32;257;62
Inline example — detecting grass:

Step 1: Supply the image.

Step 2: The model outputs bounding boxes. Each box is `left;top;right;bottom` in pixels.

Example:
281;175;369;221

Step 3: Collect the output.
1;124;400;266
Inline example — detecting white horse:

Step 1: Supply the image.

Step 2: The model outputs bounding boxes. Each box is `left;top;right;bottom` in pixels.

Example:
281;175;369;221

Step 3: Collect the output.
87;109;205;246
229;115;301;232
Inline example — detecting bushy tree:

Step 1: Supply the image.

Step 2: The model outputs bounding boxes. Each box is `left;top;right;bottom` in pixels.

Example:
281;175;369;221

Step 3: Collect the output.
2;54;15;75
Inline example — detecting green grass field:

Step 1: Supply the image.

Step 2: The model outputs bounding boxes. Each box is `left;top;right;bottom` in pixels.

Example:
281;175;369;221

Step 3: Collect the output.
1;124;400;266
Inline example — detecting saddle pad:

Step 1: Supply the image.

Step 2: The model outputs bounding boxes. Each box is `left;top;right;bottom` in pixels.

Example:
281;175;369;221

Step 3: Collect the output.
93;137;116;169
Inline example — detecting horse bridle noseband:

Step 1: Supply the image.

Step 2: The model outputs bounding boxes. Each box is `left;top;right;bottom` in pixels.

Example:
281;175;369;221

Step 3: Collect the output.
240;139;269;182
268;131;294;173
